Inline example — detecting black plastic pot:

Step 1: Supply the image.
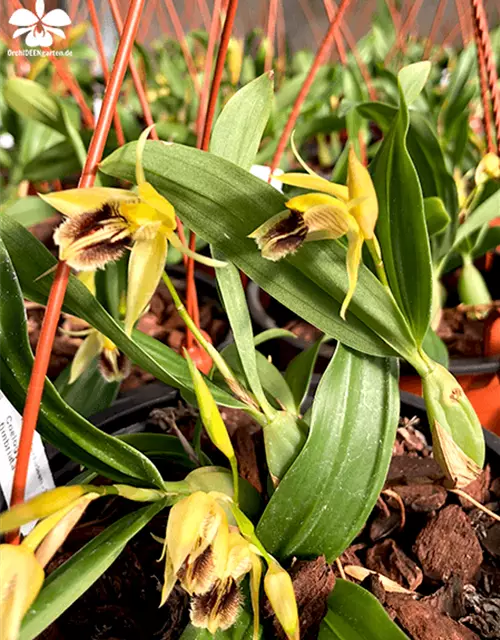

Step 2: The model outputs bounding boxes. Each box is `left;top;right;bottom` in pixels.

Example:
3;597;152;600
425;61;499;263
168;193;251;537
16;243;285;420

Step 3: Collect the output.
247;281;500;378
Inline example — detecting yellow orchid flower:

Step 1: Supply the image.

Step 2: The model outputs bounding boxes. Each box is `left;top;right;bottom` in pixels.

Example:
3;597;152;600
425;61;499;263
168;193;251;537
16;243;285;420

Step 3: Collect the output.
160;491;230;606
250;143;379;319
41;126;226;335
475;152;500;186
190;529;261;634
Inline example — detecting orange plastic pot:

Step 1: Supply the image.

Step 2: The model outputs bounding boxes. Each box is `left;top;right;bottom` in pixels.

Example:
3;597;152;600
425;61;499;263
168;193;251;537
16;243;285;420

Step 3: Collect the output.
400;314;500;435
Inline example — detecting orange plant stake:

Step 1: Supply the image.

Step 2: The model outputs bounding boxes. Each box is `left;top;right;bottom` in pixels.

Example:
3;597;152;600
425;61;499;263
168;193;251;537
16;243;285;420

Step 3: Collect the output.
87;0;125;146
270;0;353;175
8;0;147;543
184;0;239;371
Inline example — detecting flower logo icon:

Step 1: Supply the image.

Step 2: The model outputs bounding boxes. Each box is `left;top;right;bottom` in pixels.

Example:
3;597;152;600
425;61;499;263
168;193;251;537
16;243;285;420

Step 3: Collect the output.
9;0;71;48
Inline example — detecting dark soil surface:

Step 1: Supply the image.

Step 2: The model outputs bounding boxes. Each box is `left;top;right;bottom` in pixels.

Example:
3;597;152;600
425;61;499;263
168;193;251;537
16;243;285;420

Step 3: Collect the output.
36;403;500;640
436;307;498;358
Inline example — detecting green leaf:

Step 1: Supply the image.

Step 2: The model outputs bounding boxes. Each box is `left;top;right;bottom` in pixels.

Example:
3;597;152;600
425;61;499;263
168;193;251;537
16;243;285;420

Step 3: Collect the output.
256;345;399;560
210;72;274;171
422;328;449;369
371;77;432;345
20;501;166;640
453;190;500;248
118;433;196;468
212;254;273;416
254;328;298;346
100;141;418;361
22;141;81;182
55;358;119;418
284;339;323;411
398;62;431;105
2;196;55;227
0;235;165;488
318;579;409;640
4;78;65;134
0;214;243;410
219;342;296;414
424;197;451;236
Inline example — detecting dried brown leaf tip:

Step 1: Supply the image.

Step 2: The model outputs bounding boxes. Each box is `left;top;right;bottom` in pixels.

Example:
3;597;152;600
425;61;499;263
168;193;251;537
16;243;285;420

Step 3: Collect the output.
432;420;482;489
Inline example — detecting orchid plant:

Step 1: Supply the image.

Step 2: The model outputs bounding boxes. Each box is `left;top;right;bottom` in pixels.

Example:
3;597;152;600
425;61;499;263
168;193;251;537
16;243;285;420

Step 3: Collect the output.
0;29;498;640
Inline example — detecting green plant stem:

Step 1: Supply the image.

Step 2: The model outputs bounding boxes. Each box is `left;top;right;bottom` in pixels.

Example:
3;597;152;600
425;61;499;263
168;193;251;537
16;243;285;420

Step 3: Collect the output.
366;237;389;287
229;456;239;505
161;271;263;416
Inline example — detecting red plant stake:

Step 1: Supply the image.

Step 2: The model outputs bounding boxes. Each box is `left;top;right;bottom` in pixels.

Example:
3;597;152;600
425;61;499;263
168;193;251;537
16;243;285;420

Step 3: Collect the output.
87;0;125;147
385;0;425;64
108;0;156;133
270;0;353;175
264;0;279;72
185;0;239;358
424;0;448;59
8;0;147;543
455;0;472;46
471;4;495;153
470;0;500;154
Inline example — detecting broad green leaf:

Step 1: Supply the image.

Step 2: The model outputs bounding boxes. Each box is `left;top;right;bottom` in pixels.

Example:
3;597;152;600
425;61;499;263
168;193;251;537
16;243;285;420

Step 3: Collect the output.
371;76;432;345
453;190;500;248
209;74;276;417
2;196;56;227
398;62;431;105
284;339;323;411
210;72;274;171
0;235;164;488
22;141;81;182
318;579;409;640
20;501;166;640
257;345;399;559
4;78;64;134
100;141;418;361
0;214;243;410
440;45;476;138
55;359;119;418
424;197;451;236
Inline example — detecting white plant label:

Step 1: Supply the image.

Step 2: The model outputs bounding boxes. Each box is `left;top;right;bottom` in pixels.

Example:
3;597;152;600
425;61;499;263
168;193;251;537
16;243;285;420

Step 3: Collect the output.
0;390;55;534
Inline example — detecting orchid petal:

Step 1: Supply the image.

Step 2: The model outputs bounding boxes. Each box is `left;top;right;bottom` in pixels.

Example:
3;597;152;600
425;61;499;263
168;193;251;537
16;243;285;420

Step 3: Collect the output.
39;187;137;217
42;9;71;27
276;173;349;201
286;192;348;213
69;331;101;384
250;554;263;640
169;233;227;267
138;182;176;230
291;130;321;178
160;548;178;607
136;125;156;185
341;232;364;320
166;492;215;574
347;147;378;239
124;229;167;335
0;545;44;640
302;205;353;237
8;8;38;26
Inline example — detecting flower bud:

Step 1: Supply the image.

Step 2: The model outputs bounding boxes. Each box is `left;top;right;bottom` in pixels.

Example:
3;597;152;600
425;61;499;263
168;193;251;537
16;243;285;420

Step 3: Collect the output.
264;560;300;640
422;363;485;470
458;259;492;320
